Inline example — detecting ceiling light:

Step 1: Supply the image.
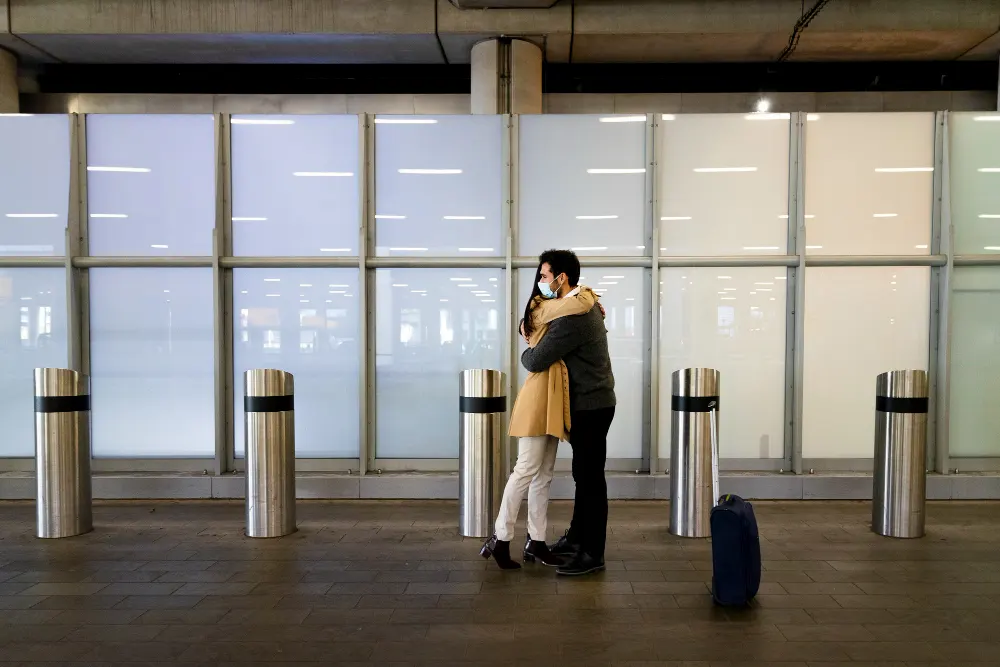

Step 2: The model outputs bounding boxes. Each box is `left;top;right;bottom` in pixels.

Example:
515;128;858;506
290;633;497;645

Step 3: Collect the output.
661;216;692;221
375;215;406;220
458;284;479;288
300;299;309;303
875;167;933;173
87;166;151;173
232;217;267;221
985;246;1000;250
694;167;758;173
978;214;1000;219
5;213;58;218
482;299;496;303
599;115;646;123
240;290;248;294
398;168;462;175
329;290;346;294
319;248;350;252
329;284;349;288
388;247;428;252
440;299;449;302
718;276;732;280
723;287;737;291
411;290;427;294
807;114;820;121
391;284;408;288
89;213;128;218
450;278;472;282
661;114;676;121
806;245;823;249
266;293;280;297
978;168;1000;173
489;278;497;282
754;98;771;113
754;282;774;286
444;216;486;220
150;244;168;249
915;245;929;249
163;290;170;294
586;168;645;174
458;248;494;252
374;118;438;124
293;171;353;177
598;282;618;286
299;284;312;287
873;213;898;218
973;116;1000;121
603;275;625;279
571;246;608;251
576;215;619;220
775;276;787;280
721;297;736;301
0;113;33;117
626;297;635;301
232;118;295;125
756;288;772;292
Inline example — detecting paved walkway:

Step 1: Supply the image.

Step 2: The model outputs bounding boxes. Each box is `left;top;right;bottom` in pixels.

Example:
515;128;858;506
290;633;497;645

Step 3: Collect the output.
1;499;999;666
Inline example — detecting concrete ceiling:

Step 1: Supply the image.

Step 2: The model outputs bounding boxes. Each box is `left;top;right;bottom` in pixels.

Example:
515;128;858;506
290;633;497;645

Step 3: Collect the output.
1;0;999;65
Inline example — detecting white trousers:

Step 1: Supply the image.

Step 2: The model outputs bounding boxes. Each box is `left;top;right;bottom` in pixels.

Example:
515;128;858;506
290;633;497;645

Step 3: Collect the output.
494;435;559;542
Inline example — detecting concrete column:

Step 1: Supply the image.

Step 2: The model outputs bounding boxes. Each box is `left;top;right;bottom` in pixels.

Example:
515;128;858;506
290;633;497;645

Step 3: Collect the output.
0;49;17;113
470;38;542;115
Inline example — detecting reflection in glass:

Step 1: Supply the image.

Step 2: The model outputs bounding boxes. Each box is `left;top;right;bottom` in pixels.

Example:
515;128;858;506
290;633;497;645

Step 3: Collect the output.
949;113;1000;255
375;116;503;257
87;115;216;256
804;113;933;255
376;269;504;458
802;267;929;460
519;115;647;257
949;267;1000;456
233;268;360;458
0;269;68;456
232;115;360;256
658;267;787;460
515;268;645;460
90;269;214;457
0;115;70;256
658;114;789;255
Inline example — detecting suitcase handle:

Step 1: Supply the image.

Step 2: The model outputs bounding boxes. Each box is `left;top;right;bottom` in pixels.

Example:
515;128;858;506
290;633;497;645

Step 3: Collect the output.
709;404;720;506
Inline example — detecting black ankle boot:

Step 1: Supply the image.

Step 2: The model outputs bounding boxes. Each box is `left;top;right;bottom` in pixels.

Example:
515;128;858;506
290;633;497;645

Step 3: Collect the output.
480;535;521;570
523;535;565;567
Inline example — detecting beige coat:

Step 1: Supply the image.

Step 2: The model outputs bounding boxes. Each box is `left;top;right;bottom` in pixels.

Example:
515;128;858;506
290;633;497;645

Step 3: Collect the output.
508;287;599;441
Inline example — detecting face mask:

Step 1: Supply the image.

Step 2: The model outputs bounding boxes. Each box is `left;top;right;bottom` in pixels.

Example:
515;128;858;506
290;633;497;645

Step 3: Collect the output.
538;276;561;299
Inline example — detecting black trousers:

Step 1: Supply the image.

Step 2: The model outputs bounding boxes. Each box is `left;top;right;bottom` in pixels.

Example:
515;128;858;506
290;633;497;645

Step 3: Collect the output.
566;406;615;561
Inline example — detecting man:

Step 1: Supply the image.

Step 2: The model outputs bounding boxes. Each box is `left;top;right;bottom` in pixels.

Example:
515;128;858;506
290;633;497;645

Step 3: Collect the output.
520;249;616;576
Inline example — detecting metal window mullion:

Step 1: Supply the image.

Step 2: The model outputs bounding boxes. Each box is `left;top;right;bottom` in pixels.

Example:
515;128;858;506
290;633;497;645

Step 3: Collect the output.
222;115;236;473
362;113;375;474
210;112;229;477
66;114;82;372
74;257;214;268
791;112;806;476
935;111;954;475
647;113;659;475
783;112;803;475
504;114;516;474
78;113;91;378
656;256;797;268
926;111;945;475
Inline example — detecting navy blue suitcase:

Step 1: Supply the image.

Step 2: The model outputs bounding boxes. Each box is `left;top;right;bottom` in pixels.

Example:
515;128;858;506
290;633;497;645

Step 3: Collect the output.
710;494;762;606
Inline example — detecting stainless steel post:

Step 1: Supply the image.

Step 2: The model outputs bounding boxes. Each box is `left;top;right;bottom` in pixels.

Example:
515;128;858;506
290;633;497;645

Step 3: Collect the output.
669;368;720;538
873;370;928;539
34;368;92;539
244;369;296;538
459;369;506;538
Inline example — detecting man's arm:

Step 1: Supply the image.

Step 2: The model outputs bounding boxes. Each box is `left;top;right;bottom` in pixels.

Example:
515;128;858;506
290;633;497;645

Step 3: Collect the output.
520;315;583;372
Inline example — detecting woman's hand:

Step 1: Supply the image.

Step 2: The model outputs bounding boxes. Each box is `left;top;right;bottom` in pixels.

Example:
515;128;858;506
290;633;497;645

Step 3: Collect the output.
519;319;529;343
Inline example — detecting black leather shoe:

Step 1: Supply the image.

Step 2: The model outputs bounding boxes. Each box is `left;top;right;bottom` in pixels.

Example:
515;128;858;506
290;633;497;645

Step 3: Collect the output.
480;535;521;570
556;552;605;577
550;530;580;557
523;535;565;567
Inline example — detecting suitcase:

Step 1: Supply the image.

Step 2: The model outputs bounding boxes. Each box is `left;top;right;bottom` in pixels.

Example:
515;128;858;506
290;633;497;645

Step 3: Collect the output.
707;406;762;606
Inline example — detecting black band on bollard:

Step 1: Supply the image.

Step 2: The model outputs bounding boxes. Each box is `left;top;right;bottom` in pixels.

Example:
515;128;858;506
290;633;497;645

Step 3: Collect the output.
34;395;91;413
459;396;507;414
876;396;928;414
671;395;719;413
245;395;294;413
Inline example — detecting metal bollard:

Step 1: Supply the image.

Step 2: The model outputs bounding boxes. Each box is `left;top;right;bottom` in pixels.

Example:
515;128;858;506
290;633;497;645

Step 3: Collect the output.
872;370;928;539
458;369;505;538
34;368;93;539
244;369;296;538
669;368;720;538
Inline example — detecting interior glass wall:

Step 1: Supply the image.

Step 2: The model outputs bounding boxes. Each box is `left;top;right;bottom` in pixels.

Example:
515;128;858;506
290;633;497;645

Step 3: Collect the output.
949;112;1000;256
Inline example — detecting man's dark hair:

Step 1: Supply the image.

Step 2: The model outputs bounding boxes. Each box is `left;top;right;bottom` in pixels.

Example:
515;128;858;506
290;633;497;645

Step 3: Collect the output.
521;249;582;338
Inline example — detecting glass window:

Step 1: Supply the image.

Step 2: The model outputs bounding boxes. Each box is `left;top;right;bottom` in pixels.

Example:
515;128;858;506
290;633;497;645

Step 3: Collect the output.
232;115;360;257
519;115;647;257
233;268;360;458
375;268;504;458
0;269;68;457
90;268;214;457
86;115;216;256
658;267;787;460
802;267;929;460
515;268;646;462
374;115;503;258
658;113;789;255
0;115;70;256
804;113;933;256
949;267;1000;457
949;112;1000;255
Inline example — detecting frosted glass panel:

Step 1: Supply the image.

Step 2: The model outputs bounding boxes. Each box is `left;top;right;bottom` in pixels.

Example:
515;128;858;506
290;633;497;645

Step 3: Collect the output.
949;113;1000;255
515;268;645;461
803;267;929;460
233;268;360;458
375;269;504;458
0;269;68;457
949;267;1000;457
804;113;933;255
90;269;214;457
0;115;70;256
87;115;216;256
658;267;787;460
374;116;502;258
519;115;647;256
659;114;789;255
232;115;360;257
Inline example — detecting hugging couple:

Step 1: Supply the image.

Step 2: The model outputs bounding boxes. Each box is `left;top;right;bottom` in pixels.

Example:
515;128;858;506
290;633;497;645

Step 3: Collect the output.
481;249;616;577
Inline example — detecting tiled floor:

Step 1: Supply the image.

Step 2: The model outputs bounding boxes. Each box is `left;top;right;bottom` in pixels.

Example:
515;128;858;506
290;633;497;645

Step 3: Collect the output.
1;499;999;666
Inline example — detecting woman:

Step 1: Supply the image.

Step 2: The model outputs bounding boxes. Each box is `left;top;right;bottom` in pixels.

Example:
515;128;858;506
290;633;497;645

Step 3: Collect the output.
480;261;601;570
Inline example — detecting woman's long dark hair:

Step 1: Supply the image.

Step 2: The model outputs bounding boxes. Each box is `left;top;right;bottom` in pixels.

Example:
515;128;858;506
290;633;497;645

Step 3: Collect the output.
521;263;544;339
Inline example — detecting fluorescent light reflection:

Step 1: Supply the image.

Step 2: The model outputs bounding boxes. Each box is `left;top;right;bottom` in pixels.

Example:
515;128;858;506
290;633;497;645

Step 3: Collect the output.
231;118;295;125
444;216;486;220
388;247;428;252
150;244;168;249
661;216;692;221
375;118;438;124
5;213;58;218
576;215;619;220
375;215;406;220
319;248;350;253
694;167;758;173
232;217;266;221
873;213;898;218
458;248;494;252
744;113;790;121
599;115;646;123
293;171;353;177
586;168;646;174
875;167;933;173
87;166;151;173
398;169;462;175
571;246;608;251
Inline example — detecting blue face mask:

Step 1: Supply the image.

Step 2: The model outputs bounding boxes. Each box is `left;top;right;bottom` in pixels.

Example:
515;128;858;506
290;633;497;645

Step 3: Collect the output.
538;277;561;299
